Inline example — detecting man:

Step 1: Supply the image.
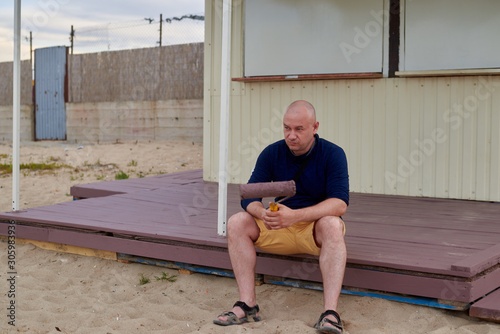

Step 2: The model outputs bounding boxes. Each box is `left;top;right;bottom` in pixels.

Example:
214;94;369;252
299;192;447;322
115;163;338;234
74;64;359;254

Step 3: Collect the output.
214;100;349;334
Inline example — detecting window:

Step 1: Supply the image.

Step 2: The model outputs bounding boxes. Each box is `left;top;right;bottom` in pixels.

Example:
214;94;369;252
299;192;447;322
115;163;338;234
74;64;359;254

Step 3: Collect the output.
244;0;386;77
403;0;500;71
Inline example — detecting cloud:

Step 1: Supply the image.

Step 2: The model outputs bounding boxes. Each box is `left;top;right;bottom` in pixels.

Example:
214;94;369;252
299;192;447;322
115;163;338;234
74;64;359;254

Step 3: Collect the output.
0;0;204;62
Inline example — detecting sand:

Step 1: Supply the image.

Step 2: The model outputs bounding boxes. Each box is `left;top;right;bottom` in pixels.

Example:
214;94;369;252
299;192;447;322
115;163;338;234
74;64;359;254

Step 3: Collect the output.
0;140;498;334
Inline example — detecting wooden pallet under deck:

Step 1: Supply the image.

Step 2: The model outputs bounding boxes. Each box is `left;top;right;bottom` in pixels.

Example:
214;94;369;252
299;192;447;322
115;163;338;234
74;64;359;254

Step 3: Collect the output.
0;169;499;322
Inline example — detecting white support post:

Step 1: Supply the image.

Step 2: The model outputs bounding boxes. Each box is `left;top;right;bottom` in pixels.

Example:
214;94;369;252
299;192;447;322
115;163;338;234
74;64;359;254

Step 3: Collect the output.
217;0;232;236
12;0;21;211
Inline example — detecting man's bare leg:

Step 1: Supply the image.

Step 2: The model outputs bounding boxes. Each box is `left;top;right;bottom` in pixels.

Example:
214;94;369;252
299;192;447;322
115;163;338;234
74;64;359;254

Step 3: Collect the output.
314;216;347;328
217;211;260;321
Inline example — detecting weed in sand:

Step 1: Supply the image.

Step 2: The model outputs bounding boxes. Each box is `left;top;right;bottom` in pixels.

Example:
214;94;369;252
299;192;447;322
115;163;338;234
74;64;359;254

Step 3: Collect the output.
0;163;11;174
155;272;178;282
115;170;129;180
139;274;150;285
1;161;71;175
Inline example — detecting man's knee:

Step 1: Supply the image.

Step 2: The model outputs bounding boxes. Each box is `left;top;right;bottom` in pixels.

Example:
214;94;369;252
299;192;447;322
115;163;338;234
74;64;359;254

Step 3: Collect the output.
315;216;344;241
227;212;259;239
228;211;252;227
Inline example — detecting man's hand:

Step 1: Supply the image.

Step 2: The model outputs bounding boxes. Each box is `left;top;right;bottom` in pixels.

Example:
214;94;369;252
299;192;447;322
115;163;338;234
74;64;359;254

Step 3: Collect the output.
246;197;347;230
262;203;297;230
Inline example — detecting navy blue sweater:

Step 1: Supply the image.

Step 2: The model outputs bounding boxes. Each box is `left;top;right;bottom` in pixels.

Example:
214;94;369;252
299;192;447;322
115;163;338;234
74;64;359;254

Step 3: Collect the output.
241;134;349;211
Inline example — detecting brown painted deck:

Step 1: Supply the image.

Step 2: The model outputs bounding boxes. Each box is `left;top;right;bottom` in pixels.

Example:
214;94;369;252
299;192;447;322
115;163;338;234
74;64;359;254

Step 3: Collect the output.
0;169;499;322
470;288;500;323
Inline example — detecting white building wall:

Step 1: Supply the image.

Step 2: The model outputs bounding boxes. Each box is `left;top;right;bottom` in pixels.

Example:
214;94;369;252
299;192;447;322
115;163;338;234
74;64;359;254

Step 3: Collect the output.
204;0;500;202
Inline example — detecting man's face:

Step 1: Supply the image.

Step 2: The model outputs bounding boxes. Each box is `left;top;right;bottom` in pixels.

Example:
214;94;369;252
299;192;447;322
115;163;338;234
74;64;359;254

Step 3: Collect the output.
283;108;319;156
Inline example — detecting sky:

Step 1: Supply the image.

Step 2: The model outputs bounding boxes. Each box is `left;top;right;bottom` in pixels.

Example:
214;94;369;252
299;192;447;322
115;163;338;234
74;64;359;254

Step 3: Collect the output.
0;0;205;63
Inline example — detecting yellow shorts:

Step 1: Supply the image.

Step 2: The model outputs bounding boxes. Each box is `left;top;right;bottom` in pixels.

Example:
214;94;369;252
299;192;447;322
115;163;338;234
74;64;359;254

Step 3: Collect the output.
253;218;345;256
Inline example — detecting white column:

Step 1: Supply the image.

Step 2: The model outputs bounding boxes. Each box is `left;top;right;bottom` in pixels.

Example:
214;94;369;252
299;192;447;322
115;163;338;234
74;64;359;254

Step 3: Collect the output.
12;0;21;211
217;0;232;236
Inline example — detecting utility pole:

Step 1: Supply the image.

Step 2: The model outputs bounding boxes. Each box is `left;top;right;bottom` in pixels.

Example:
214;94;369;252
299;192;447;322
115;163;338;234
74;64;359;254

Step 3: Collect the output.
30;31;32;65
70;25;74;54
159;14;162;47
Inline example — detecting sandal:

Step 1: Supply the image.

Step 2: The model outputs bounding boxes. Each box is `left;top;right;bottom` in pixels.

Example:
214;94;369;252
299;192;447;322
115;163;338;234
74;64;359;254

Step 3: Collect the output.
314;310;343;334
213;301;261;326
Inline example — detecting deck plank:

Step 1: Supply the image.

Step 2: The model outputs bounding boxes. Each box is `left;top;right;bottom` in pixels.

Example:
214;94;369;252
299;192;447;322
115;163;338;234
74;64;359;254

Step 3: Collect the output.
1;169;499;317
451;244;500;275
469;288;500;322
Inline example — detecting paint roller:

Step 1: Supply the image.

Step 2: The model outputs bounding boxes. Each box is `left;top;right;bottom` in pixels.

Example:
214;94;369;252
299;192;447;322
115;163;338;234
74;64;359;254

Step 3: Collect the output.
239;181;296;211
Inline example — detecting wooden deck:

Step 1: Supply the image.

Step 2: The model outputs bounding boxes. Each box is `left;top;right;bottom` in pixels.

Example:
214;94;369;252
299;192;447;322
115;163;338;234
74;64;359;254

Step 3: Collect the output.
1;169;499;322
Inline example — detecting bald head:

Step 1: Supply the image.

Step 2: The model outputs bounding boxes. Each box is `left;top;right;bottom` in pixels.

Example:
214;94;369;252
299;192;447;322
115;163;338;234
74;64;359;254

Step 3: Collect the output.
285;100;316;125
283;100;319;156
